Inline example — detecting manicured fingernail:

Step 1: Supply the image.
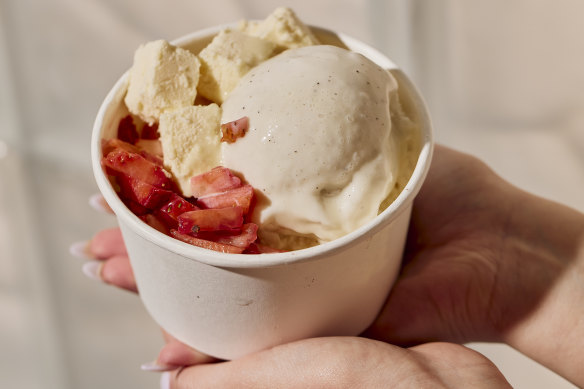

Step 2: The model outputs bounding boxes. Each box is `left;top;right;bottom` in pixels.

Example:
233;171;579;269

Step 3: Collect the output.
160;372;171;389
82;261;103;281
89;193;112;214
141;361;176;372
70;241;92;259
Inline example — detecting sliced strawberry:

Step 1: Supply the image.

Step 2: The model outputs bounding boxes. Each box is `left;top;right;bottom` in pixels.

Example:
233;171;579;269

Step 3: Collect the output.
102;138;140;157
118;115;139;144
120;197;149;216
140;214;170;235
103;149;172;190
177;207;244;234
102;139;163;166
220;116;249;143
197;184;254;214
170;230;244;254
190;167;242;198
140;151;164;167
214;222;258;248
117;176;173;209
156;194;199;229
195;223;258;248
141;122;160;140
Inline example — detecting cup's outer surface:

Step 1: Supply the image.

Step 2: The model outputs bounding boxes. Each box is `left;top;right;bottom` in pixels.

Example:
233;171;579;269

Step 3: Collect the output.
119;205;410;360
91;25;433;360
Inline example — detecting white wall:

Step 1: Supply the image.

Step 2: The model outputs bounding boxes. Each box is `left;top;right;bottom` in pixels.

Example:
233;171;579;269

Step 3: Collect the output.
0;1;581;388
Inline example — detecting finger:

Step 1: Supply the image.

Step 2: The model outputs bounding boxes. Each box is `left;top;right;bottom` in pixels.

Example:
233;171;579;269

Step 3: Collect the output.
71;228;127;261
69;240;94;260
88;227;127;259
170;362;227;388
89;193;114;214
166;339;510;389
100;254;138;293
158;340;218;367
142;333;218;372
167;338;383;388
82;254;137;293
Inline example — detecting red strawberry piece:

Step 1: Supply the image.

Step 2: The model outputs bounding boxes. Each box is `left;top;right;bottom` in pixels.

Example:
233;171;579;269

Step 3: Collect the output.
177;207;244;234
138;150;164;167
102;139;163;166
141;122;160;140
170;230;244;254
120;197;149;216
190;166;242;198
195;223;258;248
118;115;139;144
117;176;173;209
156;194;199;229
220;116;249;143
102;138;140;157
102;149;173;190
140;214;170;235
197;184;254;214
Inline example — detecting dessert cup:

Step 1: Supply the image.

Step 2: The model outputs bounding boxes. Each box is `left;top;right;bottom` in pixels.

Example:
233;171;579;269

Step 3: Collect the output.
91;24;434;360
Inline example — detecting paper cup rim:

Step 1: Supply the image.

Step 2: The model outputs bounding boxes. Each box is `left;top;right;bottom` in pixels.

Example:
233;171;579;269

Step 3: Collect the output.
91;25;434;269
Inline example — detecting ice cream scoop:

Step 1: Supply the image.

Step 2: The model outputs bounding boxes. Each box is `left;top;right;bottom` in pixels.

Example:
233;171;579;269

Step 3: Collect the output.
220;45;400;246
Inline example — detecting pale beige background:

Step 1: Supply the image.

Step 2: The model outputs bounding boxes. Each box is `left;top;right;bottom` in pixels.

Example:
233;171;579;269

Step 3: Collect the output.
0;0;582;388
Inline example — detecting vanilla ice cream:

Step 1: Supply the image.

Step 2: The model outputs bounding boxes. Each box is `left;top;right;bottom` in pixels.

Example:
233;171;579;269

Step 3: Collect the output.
220;45;400;246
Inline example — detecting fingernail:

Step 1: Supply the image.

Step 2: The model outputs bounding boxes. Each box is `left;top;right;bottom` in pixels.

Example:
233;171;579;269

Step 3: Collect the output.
82;260;103;281
160;372;171;389
70;241;92;260
141;361;177;372
89;193;112;214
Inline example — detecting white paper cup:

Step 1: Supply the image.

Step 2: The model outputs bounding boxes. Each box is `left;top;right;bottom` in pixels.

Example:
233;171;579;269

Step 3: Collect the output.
91;25;433;360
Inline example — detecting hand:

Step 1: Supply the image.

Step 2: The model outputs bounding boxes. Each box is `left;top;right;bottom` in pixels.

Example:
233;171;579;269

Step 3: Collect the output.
75;213;511;389
160;337;510;388
74;145;584;386
366;145;584;385
78;226;137;293
367;144;521;344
